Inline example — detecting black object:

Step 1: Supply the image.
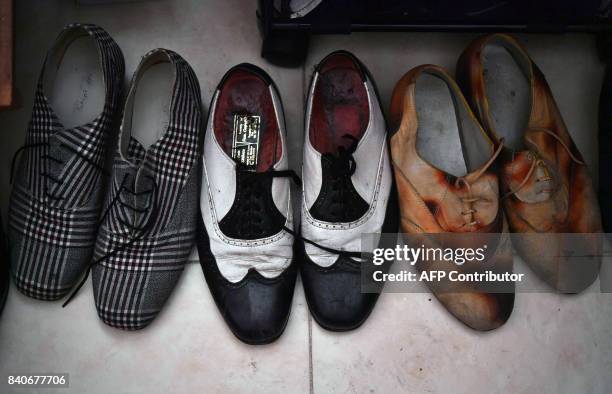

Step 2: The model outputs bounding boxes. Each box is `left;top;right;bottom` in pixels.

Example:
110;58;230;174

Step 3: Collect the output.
258;0;612;67
599;42;612;233
219;170;287;240
0;214;9;314
310;145;370;223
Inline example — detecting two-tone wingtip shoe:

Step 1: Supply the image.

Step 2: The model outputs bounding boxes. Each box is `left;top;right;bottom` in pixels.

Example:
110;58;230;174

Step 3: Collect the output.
197;64;298;344
300;51;398;331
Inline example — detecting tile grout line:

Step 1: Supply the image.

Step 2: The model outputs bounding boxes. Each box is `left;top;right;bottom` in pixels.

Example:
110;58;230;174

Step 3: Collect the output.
308;313;314;394
302;59;315;394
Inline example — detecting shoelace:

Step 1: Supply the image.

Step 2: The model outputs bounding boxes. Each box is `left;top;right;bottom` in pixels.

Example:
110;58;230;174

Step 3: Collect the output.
62;172;158;307
321;134;360;220
455;143;503;228
234;164;302;239
322;134;359;177
236;163;362;264
501;127;585;199
10;142;110;200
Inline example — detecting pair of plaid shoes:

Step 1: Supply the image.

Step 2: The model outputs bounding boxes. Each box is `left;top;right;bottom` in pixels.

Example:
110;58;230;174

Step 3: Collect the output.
8;23;201;330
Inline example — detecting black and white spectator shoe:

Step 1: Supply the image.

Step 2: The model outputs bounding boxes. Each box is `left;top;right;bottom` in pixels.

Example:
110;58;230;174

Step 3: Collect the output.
89;49;202;330
8;24;124;300
197;64;298;345
300;51;398;331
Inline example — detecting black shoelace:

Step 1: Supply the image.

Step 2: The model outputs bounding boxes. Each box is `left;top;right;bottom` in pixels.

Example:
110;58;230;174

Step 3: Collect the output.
322;134;359;178
10;142;110;199
320;134;361;221
235;164;302;239
237;159;362;264
61;172;158;307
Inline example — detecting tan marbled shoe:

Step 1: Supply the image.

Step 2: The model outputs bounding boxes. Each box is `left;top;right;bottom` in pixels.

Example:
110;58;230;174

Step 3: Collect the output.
390;65;514;331
456;34;602;293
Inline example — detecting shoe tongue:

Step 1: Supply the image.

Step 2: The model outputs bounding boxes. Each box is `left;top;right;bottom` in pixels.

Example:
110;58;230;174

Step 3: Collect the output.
125;137;147;166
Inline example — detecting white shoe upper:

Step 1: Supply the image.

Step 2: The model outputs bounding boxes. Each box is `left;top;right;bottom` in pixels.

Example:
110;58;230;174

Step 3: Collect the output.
200;84;294;283
301;71;393;268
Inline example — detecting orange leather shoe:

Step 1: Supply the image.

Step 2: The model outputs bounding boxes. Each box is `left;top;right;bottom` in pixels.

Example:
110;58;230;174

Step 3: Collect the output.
457;34;602;293
390;65;514;331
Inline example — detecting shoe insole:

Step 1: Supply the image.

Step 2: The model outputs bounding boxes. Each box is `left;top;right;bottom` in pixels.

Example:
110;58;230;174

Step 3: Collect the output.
49;35;104;129
213;68;282;172
131;62;174;150
415;73;467;177
482;43;531;151
415;72;491;177
309;53;369;154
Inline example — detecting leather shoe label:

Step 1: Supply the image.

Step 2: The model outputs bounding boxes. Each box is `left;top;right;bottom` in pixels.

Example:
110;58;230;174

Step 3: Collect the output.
232;114;260;169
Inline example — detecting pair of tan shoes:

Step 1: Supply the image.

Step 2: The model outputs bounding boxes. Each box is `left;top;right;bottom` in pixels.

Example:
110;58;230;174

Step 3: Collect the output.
390;34;602;331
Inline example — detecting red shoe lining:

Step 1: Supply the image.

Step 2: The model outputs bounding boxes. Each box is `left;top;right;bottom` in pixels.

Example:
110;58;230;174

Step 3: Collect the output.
309;54;369;154
213;68;282;172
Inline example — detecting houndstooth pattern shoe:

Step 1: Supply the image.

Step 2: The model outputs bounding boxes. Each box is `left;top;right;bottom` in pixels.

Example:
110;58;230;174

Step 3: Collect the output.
8;23;124;300
91;49;202;330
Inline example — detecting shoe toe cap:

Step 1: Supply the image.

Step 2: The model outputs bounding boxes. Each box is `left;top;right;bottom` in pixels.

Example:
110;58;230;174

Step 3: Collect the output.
9;234;91;301
222;282;293;344
437;292;514;331
203;264;297;345
301;256;379;331
512;233;601;293
92;264;184;330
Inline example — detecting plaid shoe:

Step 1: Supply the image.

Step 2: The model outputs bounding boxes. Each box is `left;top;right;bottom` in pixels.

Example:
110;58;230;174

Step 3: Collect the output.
8;24;124;300
91;49;202;330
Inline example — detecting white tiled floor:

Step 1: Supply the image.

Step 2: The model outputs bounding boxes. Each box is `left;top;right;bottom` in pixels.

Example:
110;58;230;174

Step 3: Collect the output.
0;1;611;393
